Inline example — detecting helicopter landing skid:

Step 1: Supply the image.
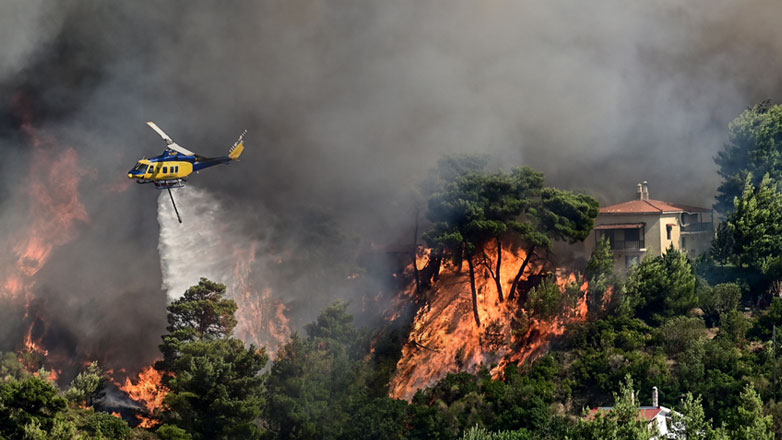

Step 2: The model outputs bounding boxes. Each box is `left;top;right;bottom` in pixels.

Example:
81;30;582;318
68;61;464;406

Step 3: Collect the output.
153;180;184;223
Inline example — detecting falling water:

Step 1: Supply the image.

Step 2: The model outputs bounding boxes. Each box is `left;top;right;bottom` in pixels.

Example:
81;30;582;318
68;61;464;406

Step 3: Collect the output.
157;186;231;301
156;185;291;351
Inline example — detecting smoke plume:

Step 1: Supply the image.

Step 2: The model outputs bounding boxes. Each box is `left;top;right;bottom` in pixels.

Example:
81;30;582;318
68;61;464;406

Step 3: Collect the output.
1;0;782;379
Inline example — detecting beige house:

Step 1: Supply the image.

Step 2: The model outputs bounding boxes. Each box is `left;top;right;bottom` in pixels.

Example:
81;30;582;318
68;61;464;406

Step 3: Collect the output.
584;182;714;272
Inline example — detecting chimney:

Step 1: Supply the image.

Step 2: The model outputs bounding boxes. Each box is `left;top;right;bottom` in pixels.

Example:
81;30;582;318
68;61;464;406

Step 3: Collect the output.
637;183;643;200
642;181;649;201
652;386;658;407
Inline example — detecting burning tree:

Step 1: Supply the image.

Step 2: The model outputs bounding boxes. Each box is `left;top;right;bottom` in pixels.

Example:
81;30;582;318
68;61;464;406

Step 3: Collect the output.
424;166;598;327
155;278;268;439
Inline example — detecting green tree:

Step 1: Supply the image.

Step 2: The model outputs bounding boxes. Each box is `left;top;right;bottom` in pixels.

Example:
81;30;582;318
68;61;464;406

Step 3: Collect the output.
81;410;133;439
574;375;654;440
657;316;707;356
703;283;742;327
726;174;782;298
157;278;267;440
715;101;782;215
752;297;782;340
586;237;615;283
264;303;390;440
732;384;773;440
623;245;697;322
724;174;782;289
156;278;238;372
163;339;267;440
672;392;729;440
711;222;735;265
585;237;617;316
157;424;194;440
507;184;598;302
64;362;106;408
461;425;535;439
0;376;67;439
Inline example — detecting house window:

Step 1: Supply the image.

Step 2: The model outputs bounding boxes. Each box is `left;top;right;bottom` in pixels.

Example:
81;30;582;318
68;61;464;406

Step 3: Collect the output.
666;224;672;240
597;230;615;247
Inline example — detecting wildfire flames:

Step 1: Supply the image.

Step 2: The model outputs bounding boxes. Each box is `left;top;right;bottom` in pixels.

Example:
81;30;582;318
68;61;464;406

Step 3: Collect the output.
118;366;168;428
229;243;292;354
389;243;588;400
0;103;89;378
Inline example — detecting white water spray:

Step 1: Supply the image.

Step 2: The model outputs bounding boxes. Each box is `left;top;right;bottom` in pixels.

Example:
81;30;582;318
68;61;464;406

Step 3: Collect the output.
157;186;291;350
157;186;232;301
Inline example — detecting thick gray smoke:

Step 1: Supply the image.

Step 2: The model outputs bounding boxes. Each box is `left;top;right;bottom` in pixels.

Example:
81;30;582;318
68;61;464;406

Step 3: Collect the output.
1;0;782;378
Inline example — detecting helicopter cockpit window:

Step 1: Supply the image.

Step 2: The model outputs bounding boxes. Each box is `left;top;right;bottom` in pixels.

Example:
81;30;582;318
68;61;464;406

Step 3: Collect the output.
133;163;146;172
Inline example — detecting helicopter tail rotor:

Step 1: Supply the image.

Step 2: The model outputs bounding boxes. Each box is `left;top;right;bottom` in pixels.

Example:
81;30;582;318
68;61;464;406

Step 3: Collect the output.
228;130;247;160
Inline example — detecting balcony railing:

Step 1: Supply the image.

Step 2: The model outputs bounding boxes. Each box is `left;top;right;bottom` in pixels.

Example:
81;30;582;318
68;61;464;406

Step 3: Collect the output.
608;240;644;251
681;222;713;233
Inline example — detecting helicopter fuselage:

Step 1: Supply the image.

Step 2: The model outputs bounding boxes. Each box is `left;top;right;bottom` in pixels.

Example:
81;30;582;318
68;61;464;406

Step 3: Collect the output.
127;150;232;184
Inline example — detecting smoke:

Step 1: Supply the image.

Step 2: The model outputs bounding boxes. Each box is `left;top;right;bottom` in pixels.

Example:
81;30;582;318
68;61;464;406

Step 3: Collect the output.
2;0;782;377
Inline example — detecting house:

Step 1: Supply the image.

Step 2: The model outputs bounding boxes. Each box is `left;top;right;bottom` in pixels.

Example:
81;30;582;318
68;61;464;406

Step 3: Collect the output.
590;387;677;439
584;182;714;272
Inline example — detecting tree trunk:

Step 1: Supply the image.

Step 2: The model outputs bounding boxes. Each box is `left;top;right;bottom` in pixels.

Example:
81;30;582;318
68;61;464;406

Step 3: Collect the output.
508;246;535;301
467;253;482;328
495;238;504;302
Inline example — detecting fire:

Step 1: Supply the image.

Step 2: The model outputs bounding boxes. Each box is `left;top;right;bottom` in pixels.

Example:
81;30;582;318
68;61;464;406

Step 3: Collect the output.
0;108;89;378
388;242;589;400
1;143;89;302
229;243;291;354
119;366;168;428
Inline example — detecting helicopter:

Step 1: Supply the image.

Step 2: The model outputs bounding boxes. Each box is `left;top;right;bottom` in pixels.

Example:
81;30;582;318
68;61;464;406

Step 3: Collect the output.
128;121;246;223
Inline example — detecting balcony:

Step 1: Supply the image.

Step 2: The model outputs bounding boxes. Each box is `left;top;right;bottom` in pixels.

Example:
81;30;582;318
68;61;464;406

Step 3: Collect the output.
608;240;645;251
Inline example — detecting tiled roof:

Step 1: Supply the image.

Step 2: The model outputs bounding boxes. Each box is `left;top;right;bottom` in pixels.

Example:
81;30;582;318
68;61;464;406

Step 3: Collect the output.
588;406;665;421
600;199;710;214
638;407;664;421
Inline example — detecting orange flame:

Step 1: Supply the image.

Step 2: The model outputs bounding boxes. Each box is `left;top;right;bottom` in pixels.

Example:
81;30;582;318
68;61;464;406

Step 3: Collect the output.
1;108;90;377
389;242;589;400
118;366;168;428
229;243;291;354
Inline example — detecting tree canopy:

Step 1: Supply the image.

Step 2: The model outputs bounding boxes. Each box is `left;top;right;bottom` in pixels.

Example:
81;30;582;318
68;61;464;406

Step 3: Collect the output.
156;278;267;440
715;100;782;215
623;245;698;322
424;166;598;326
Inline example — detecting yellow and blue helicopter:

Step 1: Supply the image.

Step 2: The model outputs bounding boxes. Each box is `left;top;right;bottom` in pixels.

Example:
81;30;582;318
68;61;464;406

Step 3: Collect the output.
128;121;246;222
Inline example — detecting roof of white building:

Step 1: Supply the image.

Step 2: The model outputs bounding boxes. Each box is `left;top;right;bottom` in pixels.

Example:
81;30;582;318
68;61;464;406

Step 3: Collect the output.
600;199;710;215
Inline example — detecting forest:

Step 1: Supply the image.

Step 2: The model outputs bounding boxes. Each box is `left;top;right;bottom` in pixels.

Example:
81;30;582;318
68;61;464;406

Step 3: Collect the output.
4;102;782;439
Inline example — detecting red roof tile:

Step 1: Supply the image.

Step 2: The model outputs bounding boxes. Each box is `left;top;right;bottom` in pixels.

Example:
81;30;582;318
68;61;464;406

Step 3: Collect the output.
639;407;663;421
587;406;663;421
600;199;710;214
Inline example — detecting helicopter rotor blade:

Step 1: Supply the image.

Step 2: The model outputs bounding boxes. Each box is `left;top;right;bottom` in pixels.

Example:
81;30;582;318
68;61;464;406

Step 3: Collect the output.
146;121;196;156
